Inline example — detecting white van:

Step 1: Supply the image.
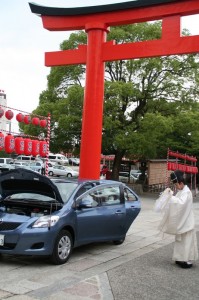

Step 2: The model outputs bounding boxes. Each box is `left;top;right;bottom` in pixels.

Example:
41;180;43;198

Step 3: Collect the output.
15;155;36;162
46;154;69;165
0;158;13;165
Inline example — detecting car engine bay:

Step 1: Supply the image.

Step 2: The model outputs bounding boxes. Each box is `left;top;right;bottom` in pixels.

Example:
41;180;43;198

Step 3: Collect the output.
0;198;63;217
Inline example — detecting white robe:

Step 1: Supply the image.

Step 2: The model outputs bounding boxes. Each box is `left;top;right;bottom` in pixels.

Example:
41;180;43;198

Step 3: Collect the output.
155;186;198;262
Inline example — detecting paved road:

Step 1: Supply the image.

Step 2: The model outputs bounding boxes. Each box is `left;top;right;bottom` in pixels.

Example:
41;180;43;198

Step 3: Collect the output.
0;193;198;300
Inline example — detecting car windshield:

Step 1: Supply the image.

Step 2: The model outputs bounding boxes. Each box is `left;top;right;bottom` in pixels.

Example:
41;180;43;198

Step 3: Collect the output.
53;182;78;203
6;193;55;202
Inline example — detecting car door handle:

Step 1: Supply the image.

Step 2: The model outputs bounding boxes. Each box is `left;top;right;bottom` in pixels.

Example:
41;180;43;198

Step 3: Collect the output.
115;210;124;215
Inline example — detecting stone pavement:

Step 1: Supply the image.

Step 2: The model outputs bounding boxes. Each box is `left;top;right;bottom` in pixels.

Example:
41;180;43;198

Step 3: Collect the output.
0;193;199;300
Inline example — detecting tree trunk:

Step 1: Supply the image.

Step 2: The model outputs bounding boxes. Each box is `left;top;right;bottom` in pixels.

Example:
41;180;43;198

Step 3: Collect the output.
111;150;126;180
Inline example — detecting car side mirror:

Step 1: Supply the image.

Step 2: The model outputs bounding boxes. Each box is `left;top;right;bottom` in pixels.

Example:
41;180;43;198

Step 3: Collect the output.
77;199;92;209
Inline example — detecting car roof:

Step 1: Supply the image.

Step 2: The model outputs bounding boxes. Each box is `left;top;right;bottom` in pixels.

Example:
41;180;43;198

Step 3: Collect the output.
51;178;121;186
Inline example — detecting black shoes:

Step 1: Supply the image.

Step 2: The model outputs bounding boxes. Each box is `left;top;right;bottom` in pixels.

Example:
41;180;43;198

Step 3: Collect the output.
175;261;193;268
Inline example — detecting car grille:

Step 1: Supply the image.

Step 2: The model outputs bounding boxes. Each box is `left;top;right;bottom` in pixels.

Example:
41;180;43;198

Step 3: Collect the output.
0;222;22;231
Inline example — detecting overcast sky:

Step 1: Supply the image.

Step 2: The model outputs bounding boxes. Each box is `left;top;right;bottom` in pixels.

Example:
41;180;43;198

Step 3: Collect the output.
0;0;199;129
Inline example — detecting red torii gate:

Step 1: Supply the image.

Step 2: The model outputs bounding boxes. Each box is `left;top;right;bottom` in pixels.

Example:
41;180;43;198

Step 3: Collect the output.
29;0;199;180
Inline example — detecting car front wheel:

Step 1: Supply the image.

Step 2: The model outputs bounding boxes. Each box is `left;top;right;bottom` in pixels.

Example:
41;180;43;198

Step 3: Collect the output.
50;230;73;265
48;171;53;176
113;238;125;245
67;173;72;177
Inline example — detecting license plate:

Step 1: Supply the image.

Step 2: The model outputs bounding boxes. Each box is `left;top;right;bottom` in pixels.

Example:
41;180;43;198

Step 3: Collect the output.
0;234;4;246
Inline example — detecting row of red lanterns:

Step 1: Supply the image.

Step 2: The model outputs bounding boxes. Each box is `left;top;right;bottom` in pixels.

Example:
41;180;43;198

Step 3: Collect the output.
168;150;197;162
167;162;198;174
0;133;48;157
0;108;47;127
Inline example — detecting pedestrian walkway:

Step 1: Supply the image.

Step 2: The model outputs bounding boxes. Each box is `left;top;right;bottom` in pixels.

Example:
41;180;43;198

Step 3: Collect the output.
0;193;198;300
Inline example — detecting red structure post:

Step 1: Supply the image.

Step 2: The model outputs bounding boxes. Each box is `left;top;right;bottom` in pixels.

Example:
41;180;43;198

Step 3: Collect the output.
29;0;199;180
45;113;51;176
80;24;109;179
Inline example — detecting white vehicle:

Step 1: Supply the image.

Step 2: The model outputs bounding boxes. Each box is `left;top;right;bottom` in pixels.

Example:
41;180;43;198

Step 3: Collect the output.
0;163;15;172
68;157;80;166
130;170;141;178
48;165;79;177
29;161;43;173
13;161;34;171
0;158;13;165
37;153;69;165
119;171;140;184
15;155;36;162
30;161;55;174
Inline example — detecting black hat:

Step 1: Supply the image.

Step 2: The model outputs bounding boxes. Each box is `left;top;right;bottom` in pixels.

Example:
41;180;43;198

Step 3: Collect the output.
170;170;185;184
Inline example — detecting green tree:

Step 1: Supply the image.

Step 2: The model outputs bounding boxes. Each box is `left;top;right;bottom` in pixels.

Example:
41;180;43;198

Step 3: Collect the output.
24;22;199;179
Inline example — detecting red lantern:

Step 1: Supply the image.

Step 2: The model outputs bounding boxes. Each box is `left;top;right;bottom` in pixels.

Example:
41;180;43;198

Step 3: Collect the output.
167;162;171;170
15;137;25;155
24;115;31;124
186;155;197;162
178;164;186;172
32;140;40;156
168;151;175;157
16;113;24;122
32;117;40;126
24;138;32;155
5;110;14;120
0;132;4;150
5;134;15;153
185;165;192;173
170;162;177;171
39;141;48;157
0;107;4;118
40;119;47;127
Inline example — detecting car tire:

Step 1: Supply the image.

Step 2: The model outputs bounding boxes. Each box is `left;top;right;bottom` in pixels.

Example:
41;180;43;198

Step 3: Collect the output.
113;238;125;245
48;171;53;176
67;173;72;177
50;230;73;265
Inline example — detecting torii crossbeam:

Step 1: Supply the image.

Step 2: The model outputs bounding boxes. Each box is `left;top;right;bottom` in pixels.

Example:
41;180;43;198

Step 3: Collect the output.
29;0;199;180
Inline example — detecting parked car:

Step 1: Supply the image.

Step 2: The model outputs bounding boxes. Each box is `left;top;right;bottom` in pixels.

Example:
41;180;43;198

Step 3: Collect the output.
130;170;142;179
29;161;43;173
0;158;13;166
13;161;33;171
48;165;79;177
68;157;80;166
0;168;141;265
119;172;130;183
15;155;36;162
119;171;141;183
0;163;15;173
42;153;69;165
31;161;57;175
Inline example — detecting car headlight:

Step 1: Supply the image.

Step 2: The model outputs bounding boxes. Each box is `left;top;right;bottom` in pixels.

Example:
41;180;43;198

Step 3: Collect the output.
32;215;60;228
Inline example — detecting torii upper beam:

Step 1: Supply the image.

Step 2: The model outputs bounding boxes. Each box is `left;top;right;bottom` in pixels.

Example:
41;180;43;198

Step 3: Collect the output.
29;0;199;180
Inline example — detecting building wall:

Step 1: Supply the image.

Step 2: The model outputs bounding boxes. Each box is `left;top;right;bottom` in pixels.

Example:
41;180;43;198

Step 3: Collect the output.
148;161;171;185
0;90;8;132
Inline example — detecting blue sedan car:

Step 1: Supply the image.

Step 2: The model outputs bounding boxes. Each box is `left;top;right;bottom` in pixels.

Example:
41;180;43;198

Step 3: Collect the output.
0;168;141;264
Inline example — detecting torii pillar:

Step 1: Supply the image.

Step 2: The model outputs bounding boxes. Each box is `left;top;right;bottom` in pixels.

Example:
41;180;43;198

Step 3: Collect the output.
29;0;199;180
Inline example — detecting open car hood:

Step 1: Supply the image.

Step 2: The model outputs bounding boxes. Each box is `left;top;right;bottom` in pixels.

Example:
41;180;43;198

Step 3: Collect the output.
0;168;63;203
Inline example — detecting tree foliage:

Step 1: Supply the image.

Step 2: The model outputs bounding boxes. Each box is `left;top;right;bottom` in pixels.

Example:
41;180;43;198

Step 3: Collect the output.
23;22;199;178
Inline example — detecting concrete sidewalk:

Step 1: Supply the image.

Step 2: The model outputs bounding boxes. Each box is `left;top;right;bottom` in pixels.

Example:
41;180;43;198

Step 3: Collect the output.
107;194;199;300
0;193;198;300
